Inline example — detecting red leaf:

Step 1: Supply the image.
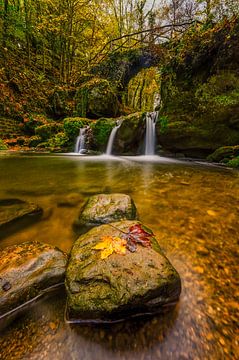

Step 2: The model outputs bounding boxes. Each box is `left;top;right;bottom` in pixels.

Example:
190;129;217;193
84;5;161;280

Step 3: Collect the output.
124;224;154;252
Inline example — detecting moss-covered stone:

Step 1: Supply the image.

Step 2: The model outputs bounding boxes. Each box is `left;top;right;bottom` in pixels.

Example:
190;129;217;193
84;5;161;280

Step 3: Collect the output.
66;220;181;323
114;112;146;155
74;194;137;232
63;117;91;140
0;241;67;316
207;145;239;163
90;117;115;151
158;121;239;157
74;78;120;118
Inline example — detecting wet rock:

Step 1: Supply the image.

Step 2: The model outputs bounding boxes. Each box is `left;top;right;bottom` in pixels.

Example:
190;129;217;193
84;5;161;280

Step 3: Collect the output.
74;193;137;231
207;145;239;163
0;241;67;316
66;220;181;322
0;199;43;239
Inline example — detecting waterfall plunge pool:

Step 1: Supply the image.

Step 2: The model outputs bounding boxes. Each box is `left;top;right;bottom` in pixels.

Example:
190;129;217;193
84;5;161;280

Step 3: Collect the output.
0;153;238;359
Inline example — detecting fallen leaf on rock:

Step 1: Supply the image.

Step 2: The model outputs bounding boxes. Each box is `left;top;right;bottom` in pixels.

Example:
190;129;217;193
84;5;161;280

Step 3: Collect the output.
123;224;154;252
93;236;127;259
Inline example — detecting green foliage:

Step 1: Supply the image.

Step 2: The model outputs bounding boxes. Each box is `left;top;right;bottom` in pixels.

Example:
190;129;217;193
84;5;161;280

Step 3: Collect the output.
90;118;115;147
195;72;239;112
23;114;50;135
228;157;239;168
0;139;8;150
35;123;63;140
125;67;159;112
28;136;42;148
48;132;69;150
63;117;90;140
158;115;168;134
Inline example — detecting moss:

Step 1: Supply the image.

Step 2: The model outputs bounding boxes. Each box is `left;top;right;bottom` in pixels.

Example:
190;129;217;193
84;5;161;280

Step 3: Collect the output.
207;146;239;162
35;123;63;141
48;132;69;152
63;117;91;140
90;118;115;150
28;136;42;148
228;156;239;168
0;139;8;150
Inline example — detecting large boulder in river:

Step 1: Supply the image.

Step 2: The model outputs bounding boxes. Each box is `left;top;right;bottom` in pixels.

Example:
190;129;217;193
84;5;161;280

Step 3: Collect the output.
74;194;137;232
0;199;43;239
0;242;67;317
66;220;181;323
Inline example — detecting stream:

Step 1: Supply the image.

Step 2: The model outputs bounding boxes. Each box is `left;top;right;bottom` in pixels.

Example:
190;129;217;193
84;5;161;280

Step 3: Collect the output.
0;153;238;360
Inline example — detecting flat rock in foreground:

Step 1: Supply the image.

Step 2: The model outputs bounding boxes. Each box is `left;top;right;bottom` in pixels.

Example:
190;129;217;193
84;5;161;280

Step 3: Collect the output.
0;198;43;238
0;242;67;316
66;220;181;323
74;194;137;230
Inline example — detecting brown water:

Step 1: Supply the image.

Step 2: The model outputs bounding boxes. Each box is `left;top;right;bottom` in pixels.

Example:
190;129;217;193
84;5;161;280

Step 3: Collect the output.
0;153;238;360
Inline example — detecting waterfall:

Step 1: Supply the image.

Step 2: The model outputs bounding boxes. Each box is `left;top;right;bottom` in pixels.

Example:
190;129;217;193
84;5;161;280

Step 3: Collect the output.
75;127;87;154
106;120;122;155
144;111;158;155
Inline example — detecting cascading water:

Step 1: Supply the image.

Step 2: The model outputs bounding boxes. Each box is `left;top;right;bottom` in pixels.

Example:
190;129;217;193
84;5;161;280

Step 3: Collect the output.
74;128;87;154
144;111;158;155
106;120;122;155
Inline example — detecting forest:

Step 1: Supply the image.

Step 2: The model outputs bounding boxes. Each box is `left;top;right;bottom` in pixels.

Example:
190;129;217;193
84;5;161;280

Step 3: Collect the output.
0;0;238;165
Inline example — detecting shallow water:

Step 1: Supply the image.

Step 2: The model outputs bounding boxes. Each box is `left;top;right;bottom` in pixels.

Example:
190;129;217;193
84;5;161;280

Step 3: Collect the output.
0;153;238;360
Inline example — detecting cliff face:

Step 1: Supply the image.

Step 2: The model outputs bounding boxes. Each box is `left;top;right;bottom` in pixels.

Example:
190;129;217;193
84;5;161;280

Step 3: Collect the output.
158;17;239;158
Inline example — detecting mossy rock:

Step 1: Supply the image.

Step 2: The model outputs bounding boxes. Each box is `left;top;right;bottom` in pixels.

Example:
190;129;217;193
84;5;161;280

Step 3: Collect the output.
66;220;181;323
207;145;239;163
74;193;137;232
63;117;91;140
90;117;116;151
74;78;120;118
158;120;239;158
0;241;67;317
114;112;146;155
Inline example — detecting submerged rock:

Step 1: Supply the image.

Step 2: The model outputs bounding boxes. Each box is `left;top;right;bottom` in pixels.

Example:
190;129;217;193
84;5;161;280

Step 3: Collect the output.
66;220;181;323
0;199;43;239
0;242;67;317
74;193;137;231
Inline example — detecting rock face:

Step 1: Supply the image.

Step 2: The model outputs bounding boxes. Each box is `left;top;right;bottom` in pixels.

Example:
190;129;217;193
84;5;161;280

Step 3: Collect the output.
0;199;43;239
114;112;146;155
0;242;67;316
74;194;137;230
66;220;181;322
74;78;120;118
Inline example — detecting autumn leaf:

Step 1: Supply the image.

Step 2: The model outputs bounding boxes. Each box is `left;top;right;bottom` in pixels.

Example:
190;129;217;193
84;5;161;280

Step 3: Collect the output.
93;236;126;259
123;224;154;253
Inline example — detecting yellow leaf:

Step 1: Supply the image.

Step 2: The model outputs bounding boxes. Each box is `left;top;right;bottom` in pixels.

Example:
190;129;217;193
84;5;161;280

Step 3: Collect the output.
113;237;127;255
93;236;112;250
207;210;217;217
93;235;127;259
101;247;114;259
